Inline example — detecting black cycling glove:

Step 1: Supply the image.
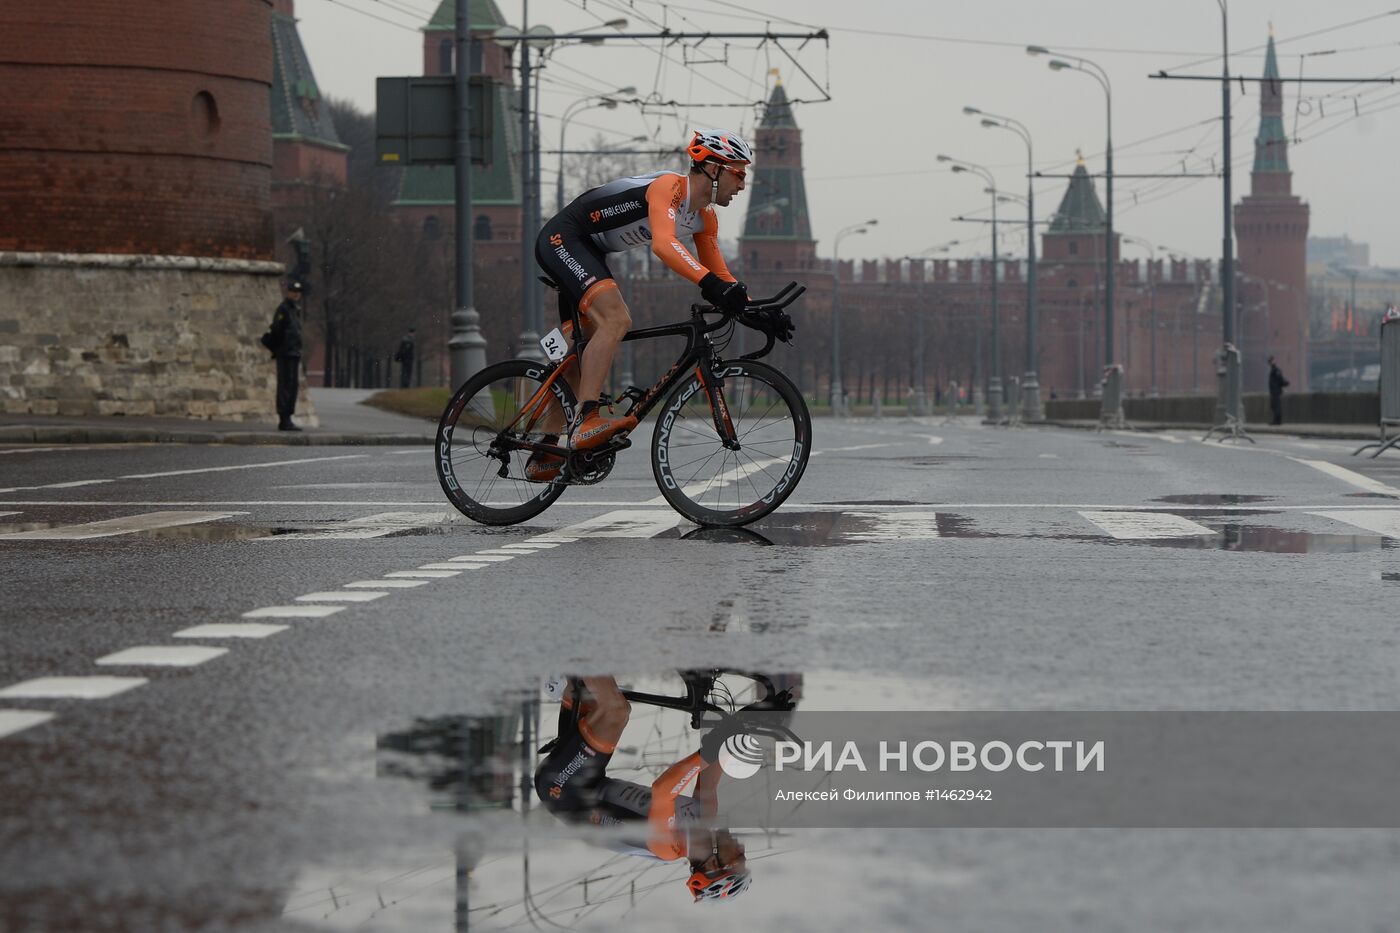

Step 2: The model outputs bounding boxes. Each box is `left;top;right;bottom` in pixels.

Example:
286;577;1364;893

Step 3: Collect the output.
699;272;748;314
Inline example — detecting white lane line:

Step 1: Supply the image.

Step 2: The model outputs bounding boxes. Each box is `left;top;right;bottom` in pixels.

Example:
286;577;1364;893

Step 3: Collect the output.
418;563;480;571
96;646;227;667
385;569;460;578
1291;459;1400;497
0;676;147;699
843;511;942;541
0;455;369;493
1308;510;1400;538
443;561;490;569
174;623;288;639
243;605;346;618
553;509;685;538
1079;511;1218;539
0;710;55;739
458;554;516;562
474;549;525;556
499;542;560;550
256;511;447;541
295;591;389;602
642;454;792;507
0;510;240;541
0;511;18;518
345;579;430;589
819;443;897;453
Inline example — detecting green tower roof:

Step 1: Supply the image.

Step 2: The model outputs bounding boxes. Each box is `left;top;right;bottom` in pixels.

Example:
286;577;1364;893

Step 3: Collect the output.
759;81;797;129
270;9;346;150
1048;158;1106;234
1253;32;1290;173
425;0;508;32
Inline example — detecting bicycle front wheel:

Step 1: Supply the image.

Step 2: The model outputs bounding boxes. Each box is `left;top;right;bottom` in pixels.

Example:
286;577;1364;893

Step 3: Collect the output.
436;359;576;526
650;359;811;527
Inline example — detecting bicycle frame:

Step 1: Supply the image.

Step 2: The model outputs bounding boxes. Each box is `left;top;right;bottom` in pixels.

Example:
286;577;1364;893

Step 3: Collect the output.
503;283;804;461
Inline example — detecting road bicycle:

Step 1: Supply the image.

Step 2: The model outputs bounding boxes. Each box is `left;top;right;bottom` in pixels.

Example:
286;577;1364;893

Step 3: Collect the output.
435;282;811;528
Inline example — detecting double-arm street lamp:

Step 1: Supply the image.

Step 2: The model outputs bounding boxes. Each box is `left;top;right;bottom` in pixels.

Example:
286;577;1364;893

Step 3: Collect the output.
556;85;637;212
831;219;877;415
1027;46;1117;392
964;106;1043;422
938;154;1002;421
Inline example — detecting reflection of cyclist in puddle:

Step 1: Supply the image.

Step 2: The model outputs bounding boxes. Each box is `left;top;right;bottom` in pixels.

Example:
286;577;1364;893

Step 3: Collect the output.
534;676;751;902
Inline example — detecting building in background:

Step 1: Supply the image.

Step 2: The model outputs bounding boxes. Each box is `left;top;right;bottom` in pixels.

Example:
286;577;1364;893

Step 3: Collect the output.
0;1;295;422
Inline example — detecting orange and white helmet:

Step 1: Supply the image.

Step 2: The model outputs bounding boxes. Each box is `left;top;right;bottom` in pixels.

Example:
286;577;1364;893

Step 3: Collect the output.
687;865;753;903
687;129;753;166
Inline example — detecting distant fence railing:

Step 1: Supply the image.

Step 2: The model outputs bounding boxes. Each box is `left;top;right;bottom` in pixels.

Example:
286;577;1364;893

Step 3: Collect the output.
1046;392;1380;425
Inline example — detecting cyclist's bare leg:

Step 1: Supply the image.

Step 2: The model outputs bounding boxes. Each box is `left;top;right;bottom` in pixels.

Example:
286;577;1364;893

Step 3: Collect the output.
577;289;631;405
533;321;588;436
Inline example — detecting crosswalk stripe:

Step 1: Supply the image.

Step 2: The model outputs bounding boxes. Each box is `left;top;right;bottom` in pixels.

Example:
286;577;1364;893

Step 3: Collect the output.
0;676;147;699
0;510;238;540
255;511;447;541
243;605;346;618
416;563;480;571
1079;511;1218;539
1307;510;1400;538
555;509;685;538
459;554;516;562
95;646;227;667
843;510;941;541
173;624;288;639
345;579;430;589
0;710;55;740
384;569;459;578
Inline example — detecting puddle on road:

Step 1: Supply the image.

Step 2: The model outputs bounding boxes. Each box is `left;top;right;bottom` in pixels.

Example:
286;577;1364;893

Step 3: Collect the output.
1133;525;1386;554
658;511;972;547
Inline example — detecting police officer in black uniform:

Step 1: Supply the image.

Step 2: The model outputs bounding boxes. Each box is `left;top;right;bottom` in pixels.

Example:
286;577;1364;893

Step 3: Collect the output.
267;280;304;431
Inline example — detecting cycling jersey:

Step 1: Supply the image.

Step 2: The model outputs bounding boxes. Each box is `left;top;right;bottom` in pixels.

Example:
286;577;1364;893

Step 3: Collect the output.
536;170;737;322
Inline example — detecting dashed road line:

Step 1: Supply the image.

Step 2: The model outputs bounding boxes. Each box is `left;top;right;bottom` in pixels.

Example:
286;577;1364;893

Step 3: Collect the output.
0;511;18;518
174;624;288;639
295;590;390;602
256;511;448;541
95;646;228;667
385;569;460;579
346;579;430;588
0;510;240;541
559;509;685;537
243;605;347;618
0;710;54;739
1079;511;1219;539
0;454;368;493
843;511;942;541
0;677;147;700
418;562;485;571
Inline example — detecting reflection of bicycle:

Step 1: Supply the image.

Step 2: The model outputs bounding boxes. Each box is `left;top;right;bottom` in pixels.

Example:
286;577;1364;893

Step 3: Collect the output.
435;284;811;528
619;669;799;732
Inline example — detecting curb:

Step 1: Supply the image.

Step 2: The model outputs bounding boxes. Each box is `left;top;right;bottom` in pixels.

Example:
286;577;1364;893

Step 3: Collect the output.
1041;420;1376;441
0;426;433;446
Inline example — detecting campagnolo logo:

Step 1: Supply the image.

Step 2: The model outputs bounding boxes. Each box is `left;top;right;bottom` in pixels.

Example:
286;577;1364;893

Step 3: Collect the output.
655;379;704;489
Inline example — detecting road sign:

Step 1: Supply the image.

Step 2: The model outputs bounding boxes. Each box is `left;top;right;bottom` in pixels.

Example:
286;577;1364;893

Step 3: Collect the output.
375;76;494;167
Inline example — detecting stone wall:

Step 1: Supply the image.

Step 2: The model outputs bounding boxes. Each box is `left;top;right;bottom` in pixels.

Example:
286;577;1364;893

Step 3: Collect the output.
0;252;315;424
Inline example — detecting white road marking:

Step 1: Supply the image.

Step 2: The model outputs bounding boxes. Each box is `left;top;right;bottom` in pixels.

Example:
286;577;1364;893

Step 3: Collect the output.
818;443;898;453
443;560;490;569
174;623;288;639
0;510;240;540
643;455;791;506
1038;454;1059;459
1290;459;1400;497
0;511;19;518
499;542;560;550
256;511;447;541
345;579;430;588
474;549;525;556
0;676;147;699
457;554;516;562
385;569;459;578
553;509;685;538
0;710;55;739
242;605;346;618
96;646;227;667
0;454;368;493
1079;511;1218;539
842;511;942;541
418;562;483;571
295;591;389;602
1308;510;1400;538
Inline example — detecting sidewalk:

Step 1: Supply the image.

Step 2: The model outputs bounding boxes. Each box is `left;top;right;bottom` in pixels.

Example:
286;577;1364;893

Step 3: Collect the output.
0;388;434;445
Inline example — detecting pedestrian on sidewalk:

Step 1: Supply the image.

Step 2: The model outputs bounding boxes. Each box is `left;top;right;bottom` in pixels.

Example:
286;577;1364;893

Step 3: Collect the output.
394;328;416;389
266;280;304;431
1267;355;1289;426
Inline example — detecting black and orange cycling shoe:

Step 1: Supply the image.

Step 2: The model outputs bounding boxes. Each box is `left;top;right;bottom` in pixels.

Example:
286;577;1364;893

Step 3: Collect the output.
568;407;638;451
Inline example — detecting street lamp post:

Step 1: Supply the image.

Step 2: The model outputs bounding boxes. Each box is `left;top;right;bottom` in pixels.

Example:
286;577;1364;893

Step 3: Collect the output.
905;241;958;417
555;86;637;212
966;107;1043;422
831;219;877;416
939;155;1002;422
1123;235;1158;397
1029;46;1118;417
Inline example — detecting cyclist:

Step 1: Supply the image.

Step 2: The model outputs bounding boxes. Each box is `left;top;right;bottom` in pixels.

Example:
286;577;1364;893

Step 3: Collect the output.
527;129;754;481
534;676;753;902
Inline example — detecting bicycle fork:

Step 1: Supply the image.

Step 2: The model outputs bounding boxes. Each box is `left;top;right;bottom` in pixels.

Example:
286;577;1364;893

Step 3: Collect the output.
698;362;742;451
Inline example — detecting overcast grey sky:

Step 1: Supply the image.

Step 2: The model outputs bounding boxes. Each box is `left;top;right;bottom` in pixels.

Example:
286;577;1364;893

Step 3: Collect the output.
295;0;1400;266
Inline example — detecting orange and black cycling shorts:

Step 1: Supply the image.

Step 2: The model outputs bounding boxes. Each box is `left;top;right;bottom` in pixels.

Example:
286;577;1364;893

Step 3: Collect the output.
535;223;621;325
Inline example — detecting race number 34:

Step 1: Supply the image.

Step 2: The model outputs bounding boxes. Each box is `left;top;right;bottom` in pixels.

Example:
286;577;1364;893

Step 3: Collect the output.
540;328;567;362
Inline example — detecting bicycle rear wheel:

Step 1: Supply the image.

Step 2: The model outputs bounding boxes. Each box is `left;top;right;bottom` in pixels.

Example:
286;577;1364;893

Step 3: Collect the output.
435;359;576;525
650;359;811;527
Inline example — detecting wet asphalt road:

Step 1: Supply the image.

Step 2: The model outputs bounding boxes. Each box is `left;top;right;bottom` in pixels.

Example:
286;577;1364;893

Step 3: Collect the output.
2;418;1400;932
